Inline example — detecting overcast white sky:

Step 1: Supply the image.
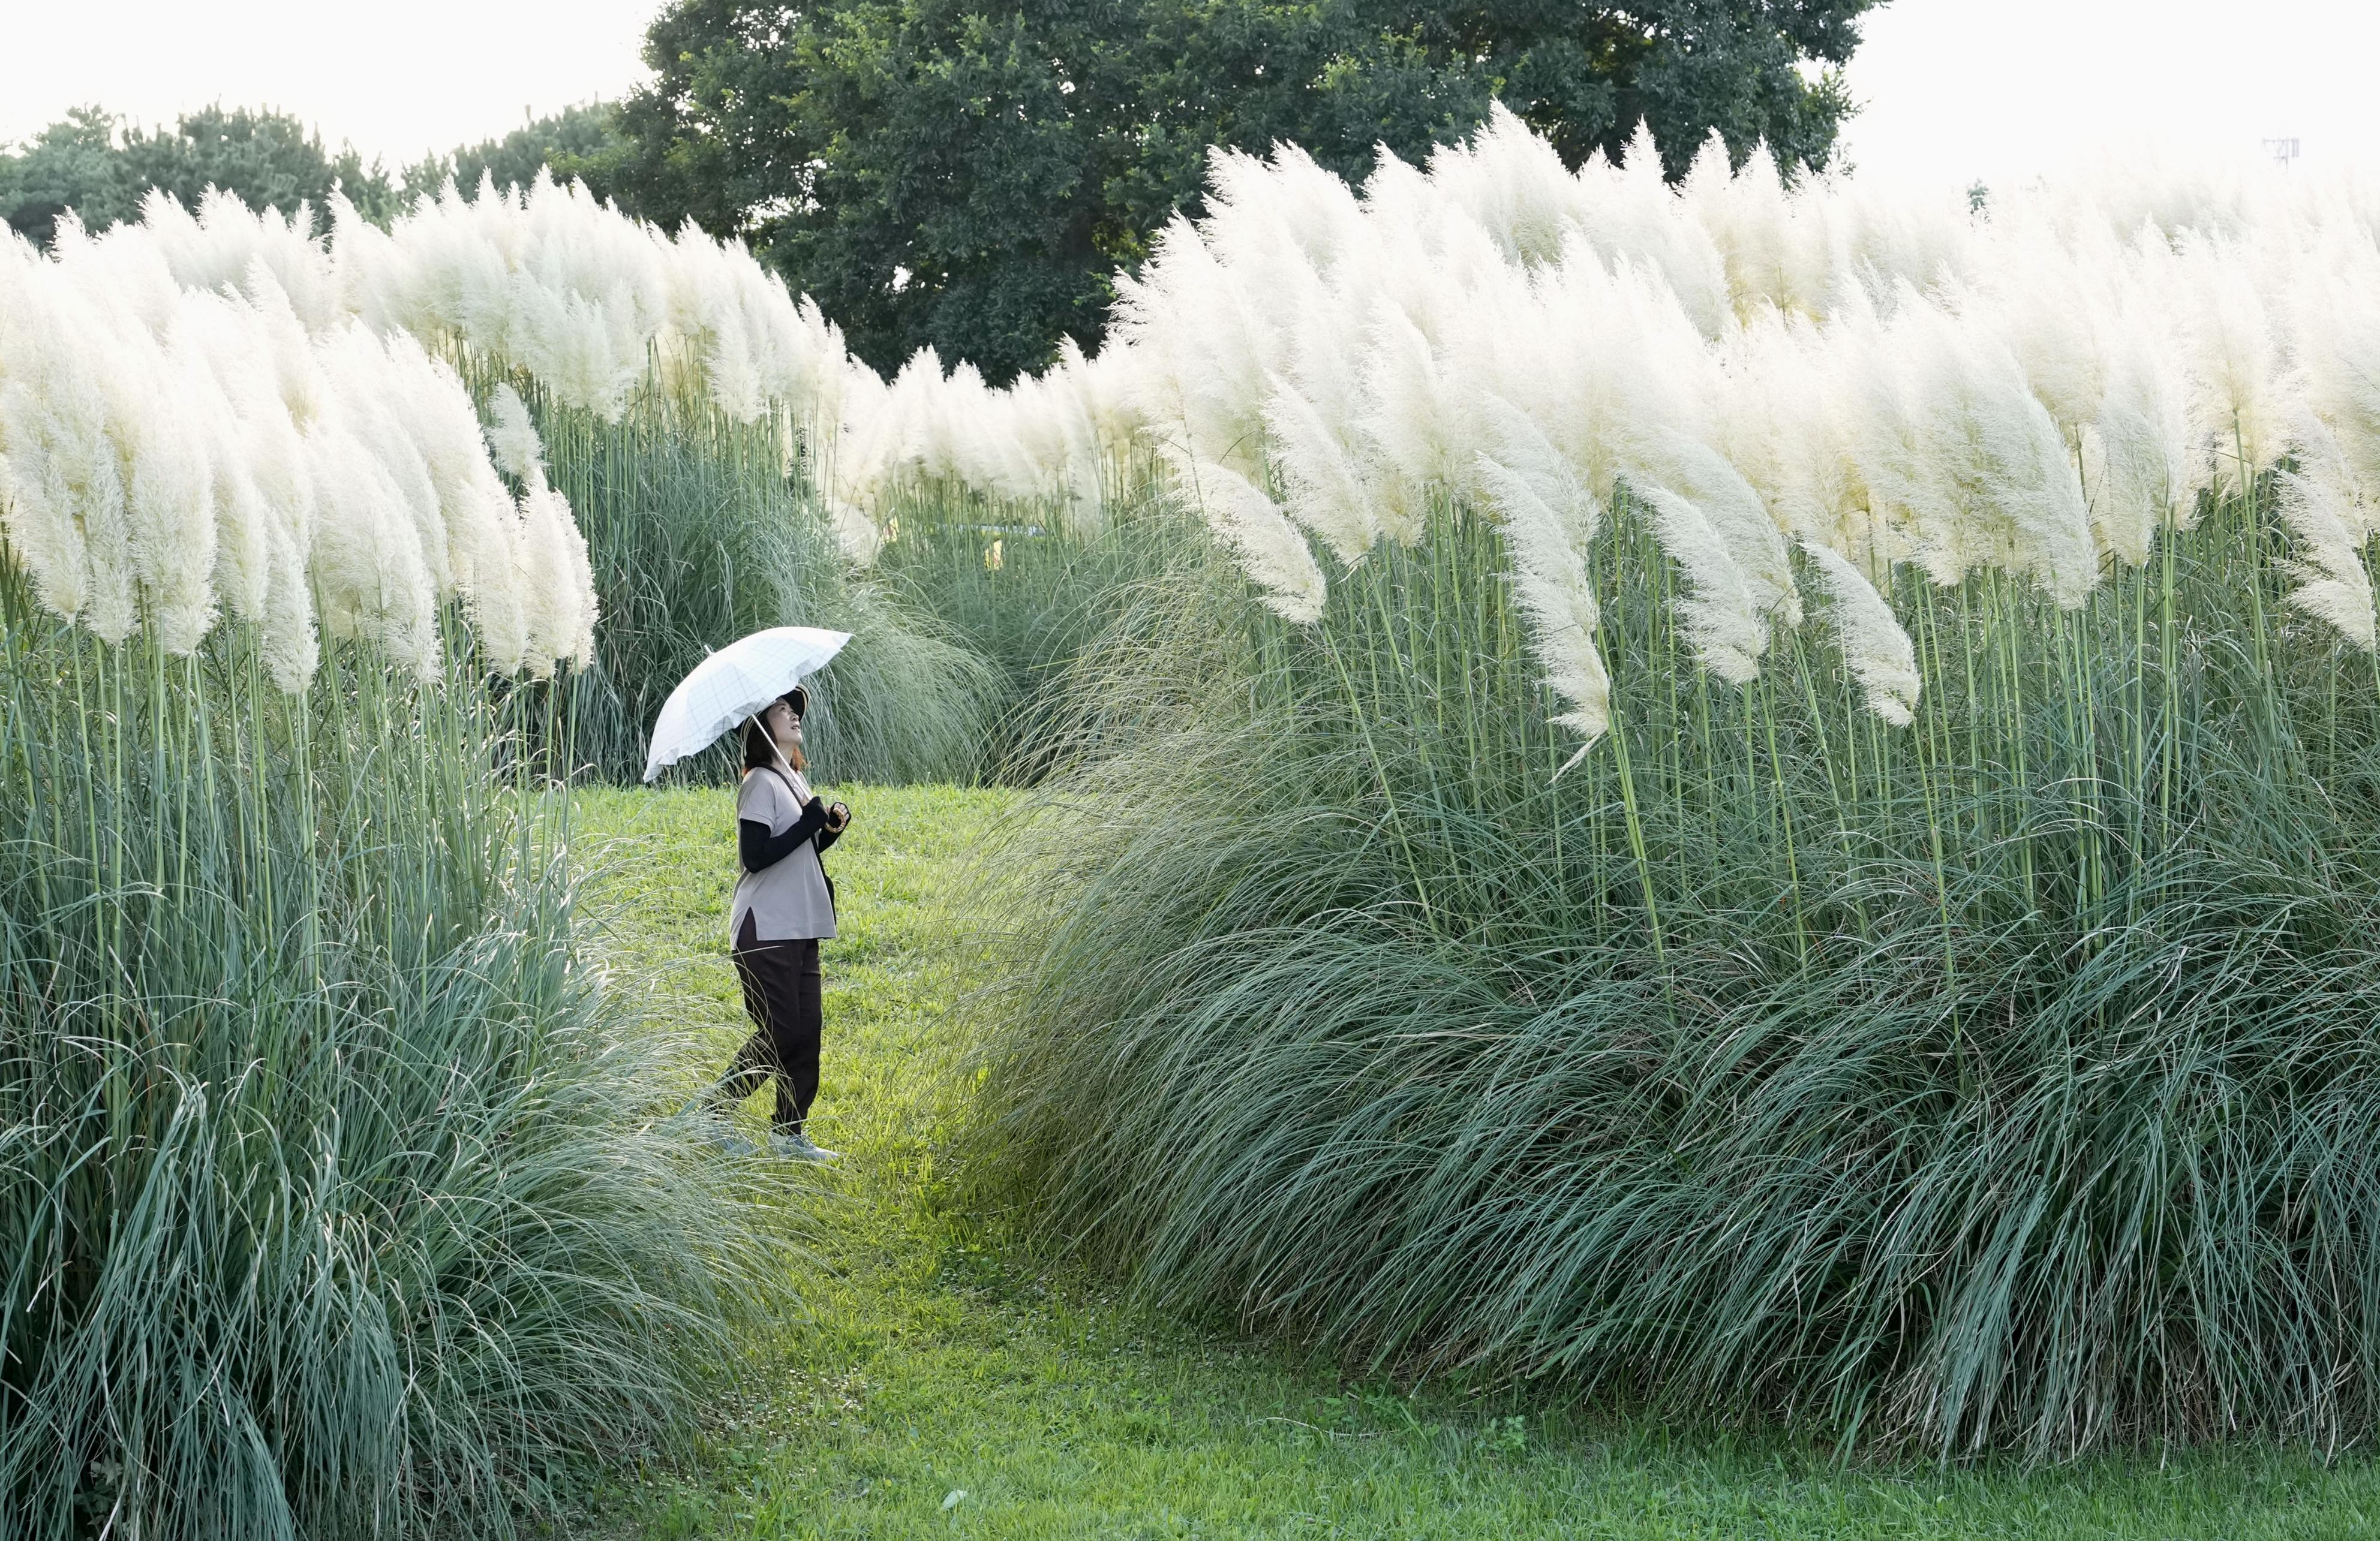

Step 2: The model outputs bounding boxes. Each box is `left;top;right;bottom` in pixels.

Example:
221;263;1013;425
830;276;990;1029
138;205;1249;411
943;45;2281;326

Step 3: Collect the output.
1837;0;2380;188
2;1;2375;189
0;0;660;169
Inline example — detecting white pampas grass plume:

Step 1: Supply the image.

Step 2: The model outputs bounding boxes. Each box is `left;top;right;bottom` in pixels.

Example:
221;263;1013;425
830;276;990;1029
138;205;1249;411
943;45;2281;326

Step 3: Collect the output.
248;405;321;690
1972;228;2113;435
321;327;453;607
1874;296;2100;607
1991;399;2101;609
121;353;221;653
482;383;546;481
1112;216;1274;470
178;281;323;685
46;231;223;651
393;368;531;675
1681;137;1834;321
2276;419;2378;651
0;239;105;625
1567;122;1732;338
1262;377;1378;565
515;472;599;675
1651;434;1800;628
1800;541;1921;725
2288;227;2380;530
1161;446;1327;623
2084;251;2193;562
2181;237;2292;494
306;418;441;675
2;192;603;685
173;291;277;625
1713;309;1875;562
144;187;342;332
1477;397;1600;547
1474;450;1611;757
1360;295;1488;520
1630;482;1766;683
23;222;217;648
1423;103;1584;270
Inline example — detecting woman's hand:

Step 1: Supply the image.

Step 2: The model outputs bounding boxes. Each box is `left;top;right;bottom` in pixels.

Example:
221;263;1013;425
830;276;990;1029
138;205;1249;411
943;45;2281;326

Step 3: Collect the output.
826;801;851;833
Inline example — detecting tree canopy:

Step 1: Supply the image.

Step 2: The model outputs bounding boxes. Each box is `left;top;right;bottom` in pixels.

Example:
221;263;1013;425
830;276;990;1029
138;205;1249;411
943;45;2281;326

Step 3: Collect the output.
0;101;629;248
0;105;404;245
401;102;629;203
602;0;1882;383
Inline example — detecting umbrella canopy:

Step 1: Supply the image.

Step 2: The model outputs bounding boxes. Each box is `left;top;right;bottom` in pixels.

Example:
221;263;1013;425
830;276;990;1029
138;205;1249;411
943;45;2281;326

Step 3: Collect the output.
642;625;852;782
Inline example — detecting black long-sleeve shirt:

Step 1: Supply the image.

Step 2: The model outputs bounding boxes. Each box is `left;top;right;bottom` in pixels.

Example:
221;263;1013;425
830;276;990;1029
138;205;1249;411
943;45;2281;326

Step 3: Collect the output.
740;796;838;872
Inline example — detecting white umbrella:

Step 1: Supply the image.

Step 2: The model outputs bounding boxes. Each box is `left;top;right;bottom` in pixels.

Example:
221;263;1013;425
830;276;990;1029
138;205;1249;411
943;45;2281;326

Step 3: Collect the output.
642;625;851;782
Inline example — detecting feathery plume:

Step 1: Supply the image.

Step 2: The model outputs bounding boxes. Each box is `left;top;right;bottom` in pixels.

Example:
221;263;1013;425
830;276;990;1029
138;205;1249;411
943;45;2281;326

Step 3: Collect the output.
2180;236;2292;495
0;235;105;625
2083;245;2194;561
1160;446;1327;624
2276;418;2379;651
1800;540;1922;724
2;211;598;684
1630;482;1766;683
2288;224;2380;529
1474;444;1612;757
482;383;546;482
1263;377;1380;565
829;498;884;565
514;471;599;675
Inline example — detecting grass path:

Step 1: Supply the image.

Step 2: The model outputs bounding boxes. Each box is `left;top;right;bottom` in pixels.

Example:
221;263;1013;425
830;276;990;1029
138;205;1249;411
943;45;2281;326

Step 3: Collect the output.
571;783;2380;1540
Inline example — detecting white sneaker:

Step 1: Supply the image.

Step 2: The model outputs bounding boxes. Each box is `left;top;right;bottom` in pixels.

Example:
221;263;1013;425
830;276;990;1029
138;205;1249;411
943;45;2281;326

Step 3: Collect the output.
767;1130;840;1163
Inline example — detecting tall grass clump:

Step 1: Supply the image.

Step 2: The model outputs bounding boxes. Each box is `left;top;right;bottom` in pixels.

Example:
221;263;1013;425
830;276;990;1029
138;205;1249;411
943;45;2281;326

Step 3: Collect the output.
1;233;791;1535
342;180;998;784
502;378;994;784
970;477;2380;1458
110;178;998;784
0;586;788;1537
952;116;2380;1457
868;462;1203;779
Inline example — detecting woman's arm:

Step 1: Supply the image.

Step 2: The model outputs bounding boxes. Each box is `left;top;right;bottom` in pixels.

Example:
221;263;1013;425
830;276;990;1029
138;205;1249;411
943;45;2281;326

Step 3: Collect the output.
816;803;849;853
740;797;830;872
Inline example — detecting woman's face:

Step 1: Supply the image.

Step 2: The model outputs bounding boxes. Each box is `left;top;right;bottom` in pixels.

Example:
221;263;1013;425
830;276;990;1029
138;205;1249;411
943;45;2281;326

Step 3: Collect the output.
765;699;802;750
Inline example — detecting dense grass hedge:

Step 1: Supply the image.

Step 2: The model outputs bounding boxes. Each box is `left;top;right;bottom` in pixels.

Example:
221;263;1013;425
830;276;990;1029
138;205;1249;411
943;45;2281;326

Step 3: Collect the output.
516;383;996;787
964;486;2380;1457
0;567;792;1537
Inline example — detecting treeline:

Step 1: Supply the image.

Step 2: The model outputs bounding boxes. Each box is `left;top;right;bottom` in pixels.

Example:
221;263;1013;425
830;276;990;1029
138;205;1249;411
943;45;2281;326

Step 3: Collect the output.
0;100;624;245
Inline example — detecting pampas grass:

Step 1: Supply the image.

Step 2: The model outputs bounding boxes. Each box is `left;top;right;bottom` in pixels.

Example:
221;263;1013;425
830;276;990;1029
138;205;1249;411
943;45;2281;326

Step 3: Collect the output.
964;472;2380;1458
510;376;994;784
0;219;596;688
0;564;793;1539
0;189;802;1539
942;116;2380;1462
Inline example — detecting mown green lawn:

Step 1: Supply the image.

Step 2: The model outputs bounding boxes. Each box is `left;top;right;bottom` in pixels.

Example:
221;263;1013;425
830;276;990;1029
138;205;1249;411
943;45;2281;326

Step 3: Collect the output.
569;782;2380;1540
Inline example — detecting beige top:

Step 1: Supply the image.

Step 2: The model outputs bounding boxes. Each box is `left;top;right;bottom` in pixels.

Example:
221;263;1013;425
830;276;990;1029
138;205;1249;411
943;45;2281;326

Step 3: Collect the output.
729;766;837;944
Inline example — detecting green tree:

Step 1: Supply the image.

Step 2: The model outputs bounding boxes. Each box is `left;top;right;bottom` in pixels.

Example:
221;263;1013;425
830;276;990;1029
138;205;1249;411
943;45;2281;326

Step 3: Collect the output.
0;105;398;245
0;108;135;245
603;0;1880;383
402;101;629;201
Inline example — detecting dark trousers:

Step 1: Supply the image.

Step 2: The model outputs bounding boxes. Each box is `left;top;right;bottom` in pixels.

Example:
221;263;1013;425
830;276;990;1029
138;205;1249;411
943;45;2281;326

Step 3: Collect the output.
717;914;823;1133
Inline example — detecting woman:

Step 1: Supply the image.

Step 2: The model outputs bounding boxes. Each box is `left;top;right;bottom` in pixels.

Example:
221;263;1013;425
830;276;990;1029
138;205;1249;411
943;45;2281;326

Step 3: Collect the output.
695;684;851;1161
